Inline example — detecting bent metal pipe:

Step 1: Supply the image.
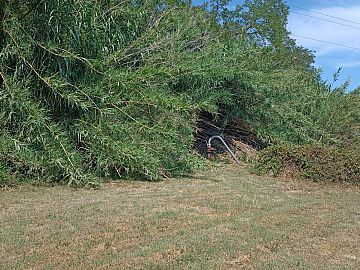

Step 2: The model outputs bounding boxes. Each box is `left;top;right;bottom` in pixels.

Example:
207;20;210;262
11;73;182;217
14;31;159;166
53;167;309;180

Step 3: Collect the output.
207;135;240;165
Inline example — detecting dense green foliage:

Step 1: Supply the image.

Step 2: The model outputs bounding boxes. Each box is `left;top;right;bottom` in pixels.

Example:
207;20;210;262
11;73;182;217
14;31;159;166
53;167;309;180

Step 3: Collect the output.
253;144;360;184
1;0;359;185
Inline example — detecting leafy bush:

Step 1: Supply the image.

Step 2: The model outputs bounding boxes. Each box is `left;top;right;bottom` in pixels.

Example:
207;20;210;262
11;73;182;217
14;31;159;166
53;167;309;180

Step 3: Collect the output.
0;1;212;185
0;0;359;186
253;145;360;184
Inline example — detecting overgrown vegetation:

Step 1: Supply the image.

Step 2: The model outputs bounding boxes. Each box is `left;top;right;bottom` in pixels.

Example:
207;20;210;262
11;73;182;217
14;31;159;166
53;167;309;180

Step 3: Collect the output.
253;144;360;184
1;0;359;185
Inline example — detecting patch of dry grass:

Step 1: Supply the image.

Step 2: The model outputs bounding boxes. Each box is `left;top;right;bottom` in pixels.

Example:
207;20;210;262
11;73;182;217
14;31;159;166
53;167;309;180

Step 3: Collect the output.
1;165;360;269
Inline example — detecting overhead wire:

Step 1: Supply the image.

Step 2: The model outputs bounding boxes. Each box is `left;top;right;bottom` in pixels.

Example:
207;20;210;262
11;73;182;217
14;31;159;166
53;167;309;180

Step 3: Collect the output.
289;4;360;26
288;4;360;52
290;10;360;30
291;34;360;52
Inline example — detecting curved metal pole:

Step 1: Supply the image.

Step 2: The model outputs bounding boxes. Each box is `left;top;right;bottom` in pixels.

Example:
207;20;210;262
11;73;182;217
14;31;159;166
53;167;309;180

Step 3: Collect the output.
207;135;240;164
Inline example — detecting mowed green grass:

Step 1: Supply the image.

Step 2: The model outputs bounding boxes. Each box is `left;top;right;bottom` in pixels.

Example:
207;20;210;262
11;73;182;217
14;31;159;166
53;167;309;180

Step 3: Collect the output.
1;165;359;269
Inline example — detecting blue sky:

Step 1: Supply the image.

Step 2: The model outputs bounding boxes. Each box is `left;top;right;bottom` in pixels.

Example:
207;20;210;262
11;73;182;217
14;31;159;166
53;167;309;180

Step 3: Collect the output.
193;0;360;91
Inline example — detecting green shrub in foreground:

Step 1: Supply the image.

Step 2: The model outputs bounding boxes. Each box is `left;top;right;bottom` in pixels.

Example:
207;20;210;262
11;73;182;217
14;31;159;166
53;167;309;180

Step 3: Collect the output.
253;145;360;184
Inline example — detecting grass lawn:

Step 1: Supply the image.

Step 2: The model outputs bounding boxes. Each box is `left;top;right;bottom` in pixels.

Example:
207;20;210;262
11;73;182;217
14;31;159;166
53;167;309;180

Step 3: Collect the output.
1;165;359;269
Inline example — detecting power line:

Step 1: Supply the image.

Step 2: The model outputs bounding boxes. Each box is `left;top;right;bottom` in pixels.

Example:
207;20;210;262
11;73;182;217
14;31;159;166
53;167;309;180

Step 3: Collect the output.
289;5;360;26
291;10;360;31
292;34;360;52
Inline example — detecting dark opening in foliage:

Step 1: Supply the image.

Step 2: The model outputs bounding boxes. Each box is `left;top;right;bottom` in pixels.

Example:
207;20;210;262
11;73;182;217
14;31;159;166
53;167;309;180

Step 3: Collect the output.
194;111;266;157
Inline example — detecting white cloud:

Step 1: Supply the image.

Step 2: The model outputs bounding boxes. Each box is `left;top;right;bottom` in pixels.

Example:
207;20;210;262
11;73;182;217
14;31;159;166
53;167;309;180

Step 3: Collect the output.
287;6;360;58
